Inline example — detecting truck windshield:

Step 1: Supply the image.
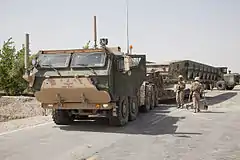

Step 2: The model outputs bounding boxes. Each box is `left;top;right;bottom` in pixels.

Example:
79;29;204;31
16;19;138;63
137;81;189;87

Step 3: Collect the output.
70;52;106;68
38;54;71;68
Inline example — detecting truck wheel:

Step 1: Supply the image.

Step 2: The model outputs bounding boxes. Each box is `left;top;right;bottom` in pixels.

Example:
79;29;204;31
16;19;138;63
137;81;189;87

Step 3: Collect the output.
206;84;211;90
226;86;234;90
52;109;74;125
203;84;210;90
109;97;129;126
140;94;151;112
128;97;138;121
150;91;155;110
216;81;226;90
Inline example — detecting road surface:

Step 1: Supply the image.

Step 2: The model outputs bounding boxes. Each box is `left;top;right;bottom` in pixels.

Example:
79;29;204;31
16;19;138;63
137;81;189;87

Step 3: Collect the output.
0;88;240;160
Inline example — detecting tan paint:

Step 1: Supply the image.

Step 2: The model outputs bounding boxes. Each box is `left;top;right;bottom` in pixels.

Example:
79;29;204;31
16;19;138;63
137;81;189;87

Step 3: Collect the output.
22;74;36;87
35;77;111;104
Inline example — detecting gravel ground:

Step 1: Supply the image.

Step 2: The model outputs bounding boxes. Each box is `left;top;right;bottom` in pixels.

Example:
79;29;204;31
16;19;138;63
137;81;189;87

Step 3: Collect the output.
0;96;51;122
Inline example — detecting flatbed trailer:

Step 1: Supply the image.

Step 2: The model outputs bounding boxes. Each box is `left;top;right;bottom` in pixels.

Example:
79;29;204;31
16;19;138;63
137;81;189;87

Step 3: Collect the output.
146;60;239;91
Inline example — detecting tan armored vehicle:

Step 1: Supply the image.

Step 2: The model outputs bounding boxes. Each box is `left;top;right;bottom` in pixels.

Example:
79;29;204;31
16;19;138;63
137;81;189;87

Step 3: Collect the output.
23;36;167;126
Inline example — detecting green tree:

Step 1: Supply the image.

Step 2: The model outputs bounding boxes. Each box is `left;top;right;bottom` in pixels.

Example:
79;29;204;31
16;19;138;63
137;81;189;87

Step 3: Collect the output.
82;40;91;49
0;37;28;95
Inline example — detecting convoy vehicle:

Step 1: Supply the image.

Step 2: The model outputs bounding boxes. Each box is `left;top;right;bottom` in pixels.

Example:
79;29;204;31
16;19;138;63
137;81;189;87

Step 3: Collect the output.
216;72;240;90
23;36;176;126
146;60;239;91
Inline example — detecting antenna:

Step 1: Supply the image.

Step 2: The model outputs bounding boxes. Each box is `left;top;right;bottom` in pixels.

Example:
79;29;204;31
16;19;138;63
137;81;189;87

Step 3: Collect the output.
126;0;129;54
94;16;97;48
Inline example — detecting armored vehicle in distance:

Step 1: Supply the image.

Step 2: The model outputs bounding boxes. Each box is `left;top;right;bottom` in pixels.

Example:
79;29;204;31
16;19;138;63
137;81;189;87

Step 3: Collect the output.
169;60;239;90
147;60;239;91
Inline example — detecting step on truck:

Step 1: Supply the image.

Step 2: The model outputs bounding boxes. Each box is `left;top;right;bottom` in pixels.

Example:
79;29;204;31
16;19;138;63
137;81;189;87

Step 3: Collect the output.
23;36;172;126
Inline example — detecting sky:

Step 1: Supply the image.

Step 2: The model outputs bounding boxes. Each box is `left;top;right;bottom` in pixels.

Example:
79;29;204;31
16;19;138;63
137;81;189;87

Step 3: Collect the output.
1;0;240;72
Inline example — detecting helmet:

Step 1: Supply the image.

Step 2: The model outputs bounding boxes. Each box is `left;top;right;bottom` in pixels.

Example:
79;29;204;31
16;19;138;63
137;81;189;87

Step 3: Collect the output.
194;77;200;81
178;75;183;79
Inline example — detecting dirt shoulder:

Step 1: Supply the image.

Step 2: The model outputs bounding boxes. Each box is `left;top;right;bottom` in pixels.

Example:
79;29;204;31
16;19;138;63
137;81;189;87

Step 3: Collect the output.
0;96;53;134
0;96;51;122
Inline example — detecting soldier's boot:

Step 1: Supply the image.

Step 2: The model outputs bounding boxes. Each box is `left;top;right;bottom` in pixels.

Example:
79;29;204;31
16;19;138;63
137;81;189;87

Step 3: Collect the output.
194;108;197;113
180;104;184;109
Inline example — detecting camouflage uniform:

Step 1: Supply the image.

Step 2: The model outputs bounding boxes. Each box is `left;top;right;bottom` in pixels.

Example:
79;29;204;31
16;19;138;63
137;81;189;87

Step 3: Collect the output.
176;75;186;108
190;77;204;113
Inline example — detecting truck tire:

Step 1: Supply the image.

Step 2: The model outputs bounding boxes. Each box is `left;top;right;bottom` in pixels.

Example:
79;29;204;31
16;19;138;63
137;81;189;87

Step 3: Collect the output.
150;87;155;110
52;109;74;125
140;93;151;112
226;86;234;90
203;84;210;90
216;81;226;90
141;84;151;112
206;84;211;90
128;97;138;121
109;97;129;126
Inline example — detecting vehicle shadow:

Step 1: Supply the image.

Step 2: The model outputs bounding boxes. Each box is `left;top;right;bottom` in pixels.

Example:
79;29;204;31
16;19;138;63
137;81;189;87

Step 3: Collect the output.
198;111;225;114
56;106;202;137
204;92;237;106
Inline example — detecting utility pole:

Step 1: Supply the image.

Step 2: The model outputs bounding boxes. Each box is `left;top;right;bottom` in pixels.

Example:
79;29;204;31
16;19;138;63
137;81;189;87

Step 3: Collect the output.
94;16;97;49
126;0;129;54
24;33;30;75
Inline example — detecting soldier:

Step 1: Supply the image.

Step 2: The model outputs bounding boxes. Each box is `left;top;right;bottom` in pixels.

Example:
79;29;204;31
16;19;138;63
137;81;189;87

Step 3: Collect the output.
190;77;204;113
176;75;186;108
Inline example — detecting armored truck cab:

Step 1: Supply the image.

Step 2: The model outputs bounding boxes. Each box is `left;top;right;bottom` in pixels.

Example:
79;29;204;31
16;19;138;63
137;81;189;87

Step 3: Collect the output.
216;73;240;90
24;41;152;126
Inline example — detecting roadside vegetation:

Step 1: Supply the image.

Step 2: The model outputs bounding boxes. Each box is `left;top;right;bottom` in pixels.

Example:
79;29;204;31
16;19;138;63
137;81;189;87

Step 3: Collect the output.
0;37;34;96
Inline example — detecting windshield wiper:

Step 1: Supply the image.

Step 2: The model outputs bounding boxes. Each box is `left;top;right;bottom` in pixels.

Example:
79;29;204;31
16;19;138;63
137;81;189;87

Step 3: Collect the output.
75;64;98;75
42;64;62;77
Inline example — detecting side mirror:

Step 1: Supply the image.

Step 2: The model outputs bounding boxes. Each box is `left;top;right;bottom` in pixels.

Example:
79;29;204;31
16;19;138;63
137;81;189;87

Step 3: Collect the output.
117;55;130;73
117;57;124;72
32;59;36;66
123;55;130;72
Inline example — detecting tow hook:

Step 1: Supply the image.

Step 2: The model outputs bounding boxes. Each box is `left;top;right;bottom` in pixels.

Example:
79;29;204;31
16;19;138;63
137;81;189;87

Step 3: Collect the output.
56;93;64;108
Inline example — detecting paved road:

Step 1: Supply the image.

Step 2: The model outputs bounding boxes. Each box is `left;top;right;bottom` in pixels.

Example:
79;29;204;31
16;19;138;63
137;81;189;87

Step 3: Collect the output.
1;89;240;160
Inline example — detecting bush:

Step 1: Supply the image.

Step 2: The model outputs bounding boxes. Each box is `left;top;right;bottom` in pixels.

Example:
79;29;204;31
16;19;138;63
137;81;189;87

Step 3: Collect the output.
0;38;28;95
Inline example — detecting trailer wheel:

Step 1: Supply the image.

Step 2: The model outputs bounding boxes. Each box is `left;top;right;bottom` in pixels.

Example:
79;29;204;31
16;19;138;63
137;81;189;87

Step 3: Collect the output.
52;109;74;125
226;86;234;90
203;84;210;90
216;81;226;90
128;97;138;121
109;97;129;126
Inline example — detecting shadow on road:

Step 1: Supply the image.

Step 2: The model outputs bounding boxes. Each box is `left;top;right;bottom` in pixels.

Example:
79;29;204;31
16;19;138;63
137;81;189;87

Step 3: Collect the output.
56;106;202;137
205;92;237;106
55;92;236;136
199;111;225;114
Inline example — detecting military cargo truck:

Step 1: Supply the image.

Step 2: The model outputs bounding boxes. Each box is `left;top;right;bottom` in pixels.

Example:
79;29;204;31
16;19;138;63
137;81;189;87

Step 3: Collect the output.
23;36;173;126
